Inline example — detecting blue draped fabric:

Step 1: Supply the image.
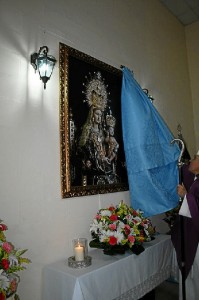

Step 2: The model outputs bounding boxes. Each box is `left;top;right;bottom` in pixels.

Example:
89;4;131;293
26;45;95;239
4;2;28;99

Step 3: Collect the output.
121;67;180;216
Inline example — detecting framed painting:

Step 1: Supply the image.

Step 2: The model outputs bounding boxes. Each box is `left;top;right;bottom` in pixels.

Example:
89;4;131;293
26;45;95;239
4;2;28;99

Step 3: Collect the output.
59;42;128;198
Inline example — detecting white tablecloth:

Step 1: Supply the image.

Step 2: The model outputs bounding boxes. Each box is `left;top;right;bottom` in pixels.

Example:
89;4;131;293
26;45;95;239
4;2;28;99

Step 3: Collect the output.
42;235;174;300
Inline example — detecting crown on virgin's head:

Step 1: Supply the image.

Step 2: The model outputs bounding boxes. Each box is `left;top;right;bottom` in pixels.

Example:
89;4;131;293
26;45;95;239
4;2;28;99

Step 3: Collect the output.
82;71;109;111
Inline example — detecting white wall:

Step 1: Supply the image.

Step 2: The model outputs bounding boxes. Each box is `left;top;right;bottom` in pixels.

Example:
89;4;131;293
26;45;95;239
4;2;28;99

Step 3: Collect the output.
0;0;196;299
185;21;199;149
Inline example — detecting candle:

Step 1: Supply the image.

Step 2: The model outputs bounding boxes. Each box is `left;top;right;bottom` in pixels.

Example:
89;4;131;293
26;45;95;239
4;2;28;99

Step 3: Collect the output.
74;244;84;261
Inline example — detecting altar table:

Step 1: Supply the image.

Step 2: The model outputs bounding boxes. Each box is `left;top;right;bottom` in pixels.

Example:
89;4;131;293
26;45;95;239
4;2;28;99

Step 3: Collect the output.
42;235;174;300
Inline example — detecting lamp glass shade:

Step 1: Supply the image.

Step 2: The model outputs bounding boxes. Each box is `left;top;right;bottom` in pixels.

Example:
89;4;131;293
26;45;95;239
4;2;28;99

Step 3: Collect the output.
37;54;55;79
36;55;56;88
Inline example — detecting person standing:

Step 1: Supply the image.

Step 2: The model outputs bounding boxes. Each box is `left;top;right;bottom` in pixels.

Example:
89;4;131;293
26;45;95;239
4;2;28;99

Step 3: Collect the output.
171;150;199;299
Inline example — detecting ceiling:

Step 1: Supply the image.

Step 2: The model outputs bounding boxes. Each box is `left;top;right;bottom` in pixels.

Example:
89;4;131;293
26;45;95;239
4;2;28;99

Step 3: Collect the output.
159;0;199;25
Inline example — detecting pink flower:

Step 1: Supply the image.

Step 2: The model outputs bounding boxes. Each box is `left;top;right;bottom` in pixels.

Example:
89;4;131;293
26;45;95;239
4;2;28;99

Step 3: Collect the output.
95;214;101;220
128;235;135;244
2;242;13;253
10;278;17;292
109;236;117;246
109;223;116;230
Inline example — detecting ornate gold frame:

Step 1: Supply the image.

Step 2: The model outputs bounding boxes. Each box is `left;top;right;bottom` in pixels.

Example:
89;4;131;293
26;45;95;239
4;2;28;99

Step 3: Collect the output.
59;43;128;198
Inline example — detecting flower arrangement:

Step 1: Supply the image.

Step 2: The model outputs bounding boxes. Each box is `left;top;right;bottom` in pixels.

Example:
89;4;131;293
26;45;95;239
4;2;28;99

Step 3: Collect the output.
89;201;156;255
0;220;31;300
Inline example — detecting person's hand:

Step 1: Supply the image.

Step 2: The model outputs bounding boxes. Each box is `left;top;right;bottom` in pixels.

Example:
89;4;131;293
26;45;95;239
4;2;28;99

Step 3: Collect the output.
177;184;187;198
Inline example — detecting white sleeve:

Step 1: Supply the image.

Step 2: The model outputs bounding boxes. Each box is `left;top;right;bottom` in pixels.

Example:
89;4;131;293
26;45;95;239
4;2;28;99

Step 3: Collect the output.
179;194;192;218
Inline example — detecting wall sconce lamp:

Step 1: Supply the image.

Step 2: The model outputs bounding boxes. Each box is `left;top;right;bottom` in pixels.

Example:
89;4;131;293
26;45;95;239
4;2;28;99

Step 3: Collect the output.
30;46;56;89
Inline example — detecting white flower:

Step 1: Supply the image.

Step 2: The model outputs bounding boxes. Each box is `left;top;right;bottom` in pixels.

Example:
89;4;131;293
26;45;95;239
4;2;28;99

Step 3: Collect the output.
134;216;142;223
99;229;112;242
90;219;100;234
0;270;10;291
144;228;150;236
129;228;136;235
114;231;124;244
100;210;111;217
9;255;18;267
117;221;125;231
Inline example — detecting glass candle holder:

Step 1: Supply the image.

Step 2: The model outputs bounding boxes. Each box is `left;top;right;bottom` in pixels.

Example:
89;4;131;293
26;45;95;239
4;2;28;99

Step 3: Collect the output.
73;238;88;262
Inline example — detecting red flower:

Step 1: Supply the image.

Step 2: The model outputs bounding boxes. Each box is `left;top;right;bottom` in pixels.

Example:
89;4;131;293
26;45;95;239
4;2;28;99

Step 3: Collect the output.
109;236;117;245
132;211;138;217
0;224;7;231
0;292;6;300
124;224;131;235
140;229;144;236
110;214;118;221
108;206;115;211
1;258;10;270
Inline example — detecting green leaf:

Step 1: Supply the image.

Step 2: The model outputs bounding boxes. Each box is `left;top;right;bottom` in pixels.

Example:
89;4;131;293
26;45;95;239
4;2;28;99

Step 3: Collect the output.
18;257;31;264
15;249;28;257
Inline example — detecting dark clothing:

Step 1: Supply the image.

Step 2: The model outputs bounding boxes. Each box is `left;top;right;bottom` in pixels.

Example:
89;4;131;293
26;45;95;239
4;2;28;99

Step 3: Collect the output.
181;164;195;191
187;177;199;234
171;164;199;279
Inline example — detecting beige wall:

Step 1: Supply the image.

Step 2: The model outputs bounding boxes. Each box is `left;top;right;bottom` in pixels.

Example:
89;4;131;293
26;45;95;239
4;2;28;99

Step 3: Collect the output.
0;0;196;299
186;21;199;150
